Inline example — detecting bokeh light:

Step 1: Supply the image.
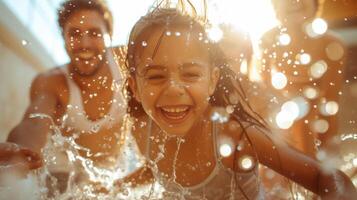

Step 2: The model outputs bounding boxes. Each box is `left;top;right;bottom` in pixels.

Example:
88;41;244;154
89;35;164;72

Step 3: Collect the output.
278;33;291;46
271;72;288;90
219;143;233;157
310;60;328;79
311;18;328;35
303;87;319;99
239;155;254;170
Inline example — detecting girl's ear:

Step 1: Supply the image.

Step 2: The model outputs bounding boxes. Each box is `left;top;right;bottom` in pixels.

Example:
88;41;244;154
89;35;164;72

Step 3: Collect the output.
209;67;220;96
128;76;141;102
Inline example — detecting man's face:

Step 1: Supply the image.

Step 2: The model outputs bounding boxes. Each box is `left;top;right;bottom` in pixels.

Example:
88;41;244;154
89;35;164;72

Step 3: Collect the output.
63;9;109;76
273;0;317;25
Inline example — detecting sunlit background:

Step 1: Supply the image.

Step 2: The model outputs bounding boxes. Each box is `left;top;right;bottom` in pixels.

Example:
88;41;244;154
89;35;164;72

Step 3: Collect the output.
0;0;278;65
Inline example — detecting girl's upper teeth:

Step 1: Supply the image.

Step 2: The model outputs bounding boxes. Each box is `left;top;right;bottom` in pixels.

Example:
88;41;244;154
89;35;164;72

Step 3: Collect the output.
162;107;188;113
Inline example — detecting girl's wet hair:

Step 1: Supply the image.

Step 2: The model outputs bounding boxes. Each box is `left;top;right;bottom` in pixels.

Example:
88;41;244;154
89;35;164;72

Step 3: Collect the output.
125;8;266;130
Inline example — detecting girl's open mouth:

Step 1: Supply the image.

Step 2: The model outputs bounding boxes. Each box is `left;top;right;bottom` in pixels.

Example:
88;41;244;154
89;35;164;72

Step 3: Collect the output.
158;105;191;123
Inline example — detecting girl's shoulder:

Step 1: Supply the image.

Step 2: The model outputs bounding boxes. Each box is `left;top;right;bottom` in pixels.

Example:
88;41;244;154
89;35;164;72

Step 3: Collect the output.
219;119;263;142
218;119;265;171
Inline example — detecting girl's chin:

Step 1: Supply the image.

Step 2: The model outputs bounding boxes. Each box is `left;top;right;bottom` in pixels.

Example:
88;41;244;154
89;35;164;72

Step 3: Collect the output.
158;125;190;138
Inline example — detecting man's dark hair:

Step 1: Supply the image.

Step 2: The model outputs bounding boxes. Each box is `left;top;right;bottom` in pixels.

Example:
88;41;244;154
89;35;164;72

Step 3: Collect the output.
58;0;113;35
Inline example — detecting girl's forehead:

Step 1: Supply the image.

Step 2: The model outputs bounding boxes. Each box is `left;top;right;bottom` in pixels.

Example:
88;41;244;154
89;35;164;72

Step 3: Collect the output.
134;25;210;64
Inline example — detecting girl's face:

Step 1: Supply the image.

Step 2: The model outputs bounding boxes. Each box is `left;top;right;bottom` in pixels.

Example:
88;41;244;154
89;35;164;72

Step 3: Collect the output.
130;26;219;137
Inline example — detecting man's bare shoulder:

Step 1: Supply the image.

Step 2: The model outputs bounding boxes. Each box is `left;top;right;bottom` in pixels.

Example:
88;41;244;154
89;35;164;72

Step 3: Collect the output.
33;66;67;84
30;66;69;94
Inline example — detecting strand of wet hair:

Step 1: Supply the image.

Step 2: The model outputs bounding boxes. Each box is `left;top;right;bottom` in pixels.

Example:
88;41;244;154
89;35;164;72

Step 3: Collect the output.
152;29;167;60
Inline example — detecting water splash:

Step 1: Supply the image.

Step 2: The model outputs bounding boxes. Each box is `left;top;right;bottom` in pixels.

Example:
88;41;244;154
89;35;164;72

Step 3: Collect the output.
23;113;148;199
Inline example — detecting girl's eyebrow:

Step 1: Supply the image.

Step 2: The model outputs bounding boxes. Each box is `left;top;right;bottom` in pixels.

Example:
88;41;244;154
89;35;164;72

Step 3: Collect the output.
179;61;207;70
139;64;167;75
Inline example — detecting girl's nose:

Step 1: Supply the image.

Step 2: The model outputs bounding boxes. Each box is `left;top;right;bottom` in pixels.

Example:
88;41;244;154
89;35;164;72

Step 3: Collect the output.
163;80;185;97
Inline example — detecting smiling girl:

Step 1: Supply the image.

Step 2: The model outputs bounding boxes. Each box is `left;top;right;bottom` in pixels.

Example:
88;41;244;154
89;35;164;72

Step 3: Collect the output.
123;6;356;200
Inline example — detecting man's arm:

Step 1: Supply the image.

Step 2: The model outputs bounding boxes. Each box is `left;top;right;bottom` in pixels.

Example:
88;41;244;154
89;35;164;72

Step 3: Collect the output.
7;73;60;154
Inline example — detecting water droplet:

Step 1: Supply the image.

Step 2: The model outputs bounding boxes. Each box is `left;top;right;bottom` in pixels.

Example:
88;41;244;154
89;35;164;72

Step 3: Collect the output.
239;155;254;170
297;53;311;65
320;101;339;116
316;150;327;161
303;87;318;99
21;40;28;46
211;108;229;123
326;42;344;61
207;26;223;42
141;41;148;47
271;72;287;90
219;144;232;157
311;119;329;133
278;33;291;46
226;105;234;114
310;60;328;79
312;18;328;35
91;124;100;133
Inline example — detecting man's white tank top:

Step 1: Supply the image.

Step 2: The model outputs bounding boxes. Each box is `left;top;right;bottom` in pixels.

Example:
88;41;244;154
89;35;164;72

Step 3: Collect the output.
61;61;126;133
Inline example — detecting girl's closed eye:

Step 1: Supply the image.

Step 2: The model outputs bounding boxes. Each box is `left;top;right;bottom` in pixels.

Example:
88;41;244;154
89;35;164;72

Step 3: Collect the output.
182;71;202;81
180;63;205;81
144;70;168;83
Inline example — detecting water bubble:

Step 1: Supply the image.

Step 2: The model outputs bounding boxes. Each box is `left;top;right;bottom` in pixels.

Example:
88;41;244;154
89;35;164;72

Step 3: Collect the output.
226;105;234;114
278;33;291;46
312;18;328;35
239;155;254;170
305;22;318;38
316;150;327;161
275;111;294;129
297;53;311;65
21;39;28;46
141;41;148;47
207;26;223;42
211;109;229;123
320;101;339;116
310;60;328;79
90;124;100;133
311;119;329;133
236;142;244;151
303;87;318;99
271;72;287;90
314;139;322;147
281;101;300;120
325;42;344;61
240;59;248;75
219;144;232;157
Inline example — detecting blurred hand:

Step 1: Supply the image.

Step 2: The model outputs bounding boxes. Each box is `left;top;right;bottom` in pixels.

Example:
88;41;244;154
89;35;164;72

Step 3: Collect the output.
0;142;42;177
